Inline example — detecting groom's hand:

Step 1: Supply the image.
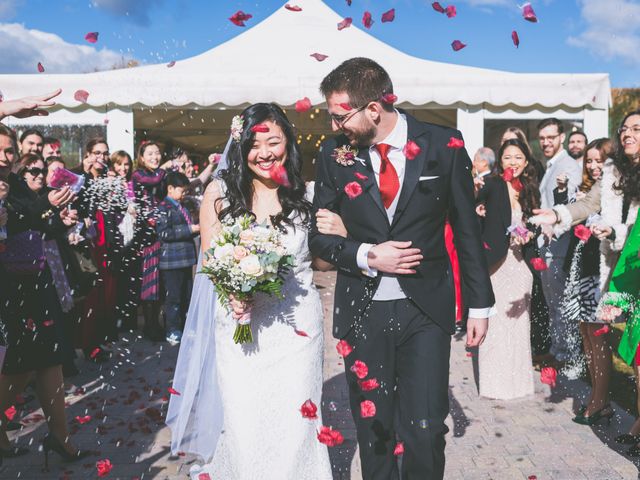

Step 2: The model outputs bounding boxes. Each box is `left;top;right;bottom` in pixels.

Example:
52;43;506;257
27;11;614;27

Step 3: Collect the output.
466;317;488;347
367;241;423;275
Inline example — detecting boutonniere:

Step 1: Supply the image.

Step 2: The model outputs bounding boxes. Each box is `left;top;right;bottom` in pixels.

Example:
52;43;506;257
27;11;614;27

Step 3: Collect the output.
332;145;358;167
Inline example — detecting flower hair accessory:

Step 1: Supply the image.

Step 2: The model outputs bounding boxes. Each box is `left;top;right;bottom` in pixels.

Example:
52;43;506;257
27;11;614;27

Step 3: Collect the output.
231;115;244;143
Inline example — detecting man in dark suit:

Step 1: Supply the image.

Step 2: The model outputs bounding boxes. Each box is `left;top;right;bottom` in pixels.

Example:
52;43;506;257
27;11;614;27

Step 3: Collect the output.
309;58;495;480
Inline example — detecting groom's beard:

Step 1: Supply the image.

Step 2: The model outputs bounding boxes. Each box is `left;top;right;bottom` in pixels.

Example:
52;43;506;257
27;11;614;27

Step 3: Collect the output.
347;125;377;147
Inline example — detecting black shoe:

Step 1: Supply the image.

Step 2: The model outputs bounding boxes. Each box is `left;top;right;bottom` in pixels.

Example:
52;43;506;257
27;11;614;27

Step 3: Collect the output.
41;434;91;471
0;446;29;457
572;405;614;426
627;444;640;457
616;434;640;445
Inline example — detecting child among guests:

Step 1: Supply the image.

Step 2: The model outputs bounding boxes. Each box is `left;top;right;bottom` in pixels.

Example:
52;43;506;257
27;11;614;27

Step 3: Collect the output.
156;171;200;345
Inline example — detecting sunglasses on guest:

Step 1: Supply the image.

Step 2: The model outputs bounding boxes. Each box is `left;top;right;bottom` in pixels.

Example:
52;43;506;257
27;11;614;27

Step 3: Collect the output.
25;167;48;177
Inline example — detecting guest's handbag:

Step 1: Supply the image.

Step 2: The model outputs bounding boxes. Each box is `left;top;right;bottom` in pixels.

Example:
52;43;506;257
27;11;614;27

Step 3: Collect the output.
0;230;46;275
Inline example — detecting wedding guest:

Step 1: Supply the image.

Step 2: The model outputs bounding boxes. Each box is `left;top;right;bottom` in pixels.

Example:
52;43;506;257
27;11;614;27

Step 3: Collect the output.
18;128;44;155
157;171;199;345
46;156;65;185
472;147;494;193
477;139;540;399
42;137;61;159
500;126;545;181
561;138;612;422
568;131;588;168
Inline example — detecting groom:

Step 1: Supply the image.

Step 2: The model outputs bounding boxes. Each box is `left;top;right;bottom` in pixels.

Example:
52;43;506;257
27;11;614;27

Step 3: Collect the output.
309;58;494;480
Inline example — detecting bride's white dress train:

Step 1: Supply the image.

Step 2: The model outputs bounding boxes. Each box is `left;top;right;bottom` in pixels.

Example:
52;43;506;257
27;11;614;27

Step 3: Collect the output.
188;215;332;480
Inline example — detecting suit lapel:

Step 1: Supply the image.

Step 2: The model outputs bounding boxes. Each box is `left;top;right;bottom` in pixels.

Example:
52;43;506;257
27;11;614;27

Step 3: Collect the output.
356;146;388;223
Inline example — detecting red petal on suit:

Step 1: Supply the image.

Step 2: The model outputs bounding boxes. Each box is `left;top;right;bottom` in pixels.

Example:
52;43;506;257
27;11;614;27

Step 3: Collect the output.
522;2;538;22
74;89;90;103
358;378;380;391
336;339;353;357
285;4;302;11
432;2;446;13
354;172;368;181
300;399;318;419
350;359;368;378
295;97;312;112
317;425;345;446
381;93;398;104
96;459;113;477
483;242;491;250
294;329;309;337
310;52;328;62
530;257;548;271
337;17;353;30
381;8;395;23
403;140;421;160
512;30;520;48
344;181;363;199
360;400;376;418
540;366;557;387
573;224;592;243
37;62;45;73
393;442;405;456
85;32;99;43
270;164;291;188
4;405;16;421
75;415;92;424
447;137;465;149
451;40;467;51
593;325;609;336
167;387;181;396
445;5;456;18
250;124;270;133
229;11;252;27
362;11;374;29
43;319;54;326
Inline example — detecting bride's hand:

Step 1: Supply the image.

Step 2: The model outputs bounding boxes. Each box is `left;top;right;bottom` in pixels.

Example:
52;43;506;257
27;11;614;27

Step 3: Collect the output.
316;209;347;238
229;294;252;320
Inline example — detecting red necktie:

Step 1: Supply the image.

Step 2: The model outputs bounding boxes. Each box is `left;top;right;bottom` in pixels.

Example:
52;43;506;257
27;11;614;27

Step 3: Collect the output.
375;143;399;209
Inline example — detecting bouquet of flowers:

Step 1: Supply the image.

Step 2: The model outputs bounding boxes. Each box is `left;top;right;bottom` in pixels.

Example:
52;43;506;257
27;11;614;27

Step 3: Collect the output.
201;214;294;344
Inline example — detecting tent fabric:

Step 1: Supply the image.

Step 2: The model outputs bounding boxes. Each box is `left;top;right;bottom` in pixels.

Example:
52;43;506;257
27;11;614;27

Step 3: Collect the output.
0;0;610;110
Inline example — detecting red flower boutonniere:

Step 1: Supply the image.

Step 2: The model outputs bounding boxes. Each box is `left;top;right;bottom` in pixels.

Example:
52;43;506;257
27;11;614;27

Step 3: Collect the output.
332;145;358;167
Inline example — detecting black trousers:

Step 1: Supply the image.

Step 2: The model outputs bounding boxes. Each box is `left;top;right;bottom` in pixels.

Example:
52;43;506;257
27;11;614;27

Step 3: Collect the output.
160;267;193;334
342;299;451;480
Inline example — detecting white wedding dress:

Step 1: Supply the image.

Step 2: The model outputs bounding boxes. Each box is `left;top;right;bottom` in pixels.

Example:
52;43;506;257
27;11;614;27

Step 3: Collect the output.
186;208;332;480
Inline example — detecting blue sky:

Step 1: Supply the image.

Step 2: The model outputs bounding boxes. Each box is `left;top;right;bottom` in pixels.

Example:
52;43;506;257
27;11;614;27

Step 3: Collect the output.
0;0;637;87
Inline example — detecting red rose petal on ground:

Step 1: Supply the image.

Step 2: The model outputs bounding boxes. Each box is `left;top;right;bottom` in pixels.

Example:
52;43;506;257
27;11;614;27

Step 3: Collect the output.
96;459;113;477
300;399;318;419
75;415;92;424
451;40;467;51
528;476;537;480
354;172;368;181
339;102;353;111
43;319;54;327
447;137;465;149
358;378;380;391
344;181;363;200
90;347;101;359
285;4;302;11
512;30;520;48
394;442;404;456
337;17;353;30
403;140;421;160
310;52;328;62
4;406;16;421
574;224;592;243
295;97;312;112
336;339;353;357
85;32;99;43
250;124;270;133
593;325;609;336
167;61;176;68
360;400;376;418
74;89;89;103
381;8;395;23
432;2;446;13
540;367;557;388
350;359;368;379
317;425;345;446
522;2;538;22
167;387;181;396
381;93;397;104
26;318;36;331
37;62;44;73
446;5;457;18
198;474;212;480
270;164;291;188
362;11;374;29
229;11;252;27
530;257;548;271
294;329;309;337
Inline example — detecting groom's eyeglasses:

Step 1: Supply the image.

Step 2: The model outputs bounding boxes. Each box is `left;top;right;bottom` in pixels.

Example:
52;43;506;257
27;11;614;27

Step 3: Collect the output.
329;104;368;128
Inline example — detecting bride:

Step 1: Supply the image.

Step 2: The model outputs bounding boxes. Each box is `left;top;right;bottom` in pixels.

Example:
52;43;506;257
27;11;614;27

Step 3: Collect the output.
167;103;345;479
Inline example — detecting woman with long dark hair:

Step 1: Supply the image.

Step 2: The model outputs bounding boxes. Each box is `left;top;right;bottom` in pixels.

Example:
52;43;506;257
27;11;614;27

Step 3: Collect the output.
167;103;332;479
477;139;541;400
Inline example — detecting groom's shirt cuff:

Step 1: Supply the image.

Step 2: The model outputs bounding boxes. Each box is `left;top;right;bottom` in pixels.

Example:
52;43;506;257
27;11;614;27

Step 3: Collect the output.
468;306;496;318
356;243;377;277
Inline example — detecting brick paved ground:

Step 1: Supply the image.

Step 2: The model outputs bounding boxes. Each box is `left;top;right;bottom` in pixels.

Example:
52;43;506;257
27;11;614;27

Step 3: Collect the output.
1;271;639;479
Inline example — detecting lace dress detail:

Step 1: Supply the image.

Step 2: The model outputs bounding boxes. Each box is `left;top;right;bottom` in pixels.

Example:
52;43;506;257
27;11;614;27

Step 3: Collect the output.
190;204;332;479
479;209;535;400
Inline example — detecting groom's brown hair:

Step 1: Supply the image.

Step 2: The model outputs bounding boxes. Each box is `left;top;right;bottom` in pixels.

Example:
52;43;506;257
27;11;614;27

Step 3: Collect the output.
320;57;395;112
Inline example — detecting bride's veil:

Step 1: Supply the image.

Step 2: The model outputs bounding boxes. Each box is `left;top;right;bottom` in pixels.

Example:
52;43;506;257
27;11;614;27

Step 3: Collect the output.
165;136;232;461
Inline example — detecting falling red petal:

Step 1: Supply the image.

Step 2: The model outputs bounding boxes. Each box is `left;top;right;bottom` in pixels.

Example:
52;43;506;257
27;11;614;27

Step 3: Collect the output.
381;93;397;104
466;352;473;357
344;181;363;200
394;442;405;456
522;2;538;22
483;242;491;250
337;17;353;30
360;400;376;418
37;62;44;73
530;257;548;271
336;339;353;357
90;347;101;359
310;52;328;62
350;359;368;379
270;164;291;188
317;425;345;446
96;459;113;477
229;10;253;27
75;415;92;424
250;124;270;133
451;40;467;51
339;102;353;111
362;11;374;29
167;387;181;396
593;325;610;337
403;140;421;160
294;329;309;337
295;97;312;112
540;366;557;388
43;319;54;327
445;5;457;18
358;378;380;391
511;30;520;48
354;172;368;181
447;137;465;149
84;32;99;43
574;224;592;243
381;8;395;23
167;61;176;68
4;406;16;421
198;474;212;480
74;89;90;103
285;4;302;11
300;399;318;419
432;2;446;13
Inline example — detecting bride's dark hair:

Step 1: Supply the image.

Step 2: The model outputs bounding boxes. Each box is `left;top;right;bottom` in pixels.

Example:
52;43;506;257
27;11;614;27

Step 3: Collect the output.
217;103;312;230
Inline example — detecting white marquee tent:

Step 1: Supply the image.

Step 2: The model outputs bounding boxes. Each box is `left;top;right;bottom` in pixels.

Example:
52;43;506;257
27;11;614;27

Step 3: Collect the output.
0;0;610;159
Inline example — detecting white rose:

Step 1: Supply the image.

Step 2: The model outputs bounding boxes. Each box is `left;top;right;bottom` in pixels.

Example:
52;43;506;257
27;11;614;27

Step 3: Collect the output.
239;255;263;277
214;244;234;260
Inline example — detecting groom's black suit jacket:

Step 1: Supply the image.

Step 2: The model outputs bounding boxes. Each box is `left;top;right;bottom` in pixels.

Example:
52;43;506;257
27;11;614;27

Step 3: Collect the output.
309;113;495;339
